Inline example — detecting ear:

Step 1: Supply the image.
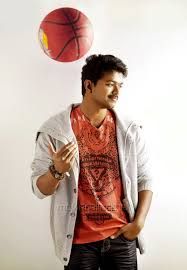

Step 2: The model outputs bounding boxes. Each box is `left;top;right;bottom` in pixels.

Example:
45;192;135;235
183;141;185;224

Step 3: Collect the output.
84;80;92;93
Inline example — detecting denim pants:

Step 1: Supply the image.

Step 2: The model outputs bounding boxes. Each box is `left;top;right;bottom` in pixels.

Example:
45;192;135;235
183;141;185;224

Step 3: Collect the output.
64;235;137;270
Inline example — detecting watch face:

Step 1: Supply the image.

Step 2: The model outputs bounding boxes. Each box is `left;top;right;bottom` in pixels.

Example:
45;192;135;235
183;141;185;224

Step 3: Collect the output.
55;172;64;180
55;173;60;179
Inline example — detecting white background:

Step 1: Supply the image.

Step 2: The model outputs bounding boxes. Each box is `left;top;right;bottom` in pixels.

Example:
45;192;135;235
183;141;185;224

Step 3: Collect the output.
0;0;187;269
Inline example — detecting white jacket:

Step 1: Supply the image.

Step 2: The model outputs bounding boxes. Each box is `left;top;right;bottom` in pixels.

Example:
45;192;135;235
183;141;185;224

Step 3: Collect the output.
31;103;153;266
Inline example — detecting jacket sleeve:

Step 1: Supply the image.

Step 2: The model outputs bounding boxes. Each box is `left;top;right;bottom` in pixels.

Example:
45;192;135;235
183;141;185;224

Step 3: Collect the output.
135;125;154;193
30;132;54;199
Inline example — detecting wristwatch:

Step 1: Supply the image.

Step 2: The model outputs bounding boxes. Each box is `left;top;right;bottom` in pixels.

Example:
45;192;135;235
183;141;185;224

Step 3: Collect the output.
49;164;65;181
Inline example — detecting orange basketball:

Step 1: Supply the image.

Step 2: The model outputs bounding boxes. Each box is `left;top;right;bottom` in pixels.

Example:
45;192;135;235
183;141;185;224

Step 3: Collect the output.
38;7;94;62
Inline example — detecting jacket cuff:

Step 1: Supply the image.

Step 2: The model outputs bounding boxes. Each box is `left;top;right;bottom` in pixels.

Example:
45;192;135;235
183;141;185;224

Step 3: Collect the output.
31;175;48;199
138;179;154;192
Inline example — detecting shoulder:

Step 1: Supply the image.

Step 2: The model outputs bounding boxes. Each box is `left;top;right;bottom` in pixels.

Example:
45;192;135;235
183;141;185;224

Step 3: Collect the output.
35;104;72;141
39;110;66;130
35;103;81;142
39;103;80;130
113;109;143;133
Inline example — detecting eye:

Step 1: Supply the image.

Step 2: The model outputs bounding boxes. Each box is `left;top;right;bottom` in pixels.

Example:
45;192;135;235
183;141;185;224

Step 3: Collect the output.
106;83;114;87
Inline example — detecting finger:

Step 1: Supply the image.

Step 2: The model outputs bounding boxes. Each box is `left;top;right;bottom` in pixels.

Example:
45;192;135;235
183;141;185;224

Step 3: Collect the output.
61;145;77;160
63;147;77;162
69;155;76;163
56;142;76;157
56;142;72;156
110;227;124;239
48;143;56;157
121;224;129;233
65;155;76;170
66;148;78;162
68;153;77;169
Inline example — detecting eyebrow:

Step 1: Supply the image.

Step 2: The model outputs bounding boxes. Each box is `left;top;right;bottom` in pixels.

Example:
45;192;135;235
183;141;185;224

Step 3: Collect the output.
105;80;123;85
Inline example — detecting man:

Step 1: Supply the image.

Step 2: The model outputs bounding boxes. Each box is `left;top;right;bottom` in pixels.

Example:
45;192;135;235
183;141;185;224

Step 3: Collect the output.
31;54;153;270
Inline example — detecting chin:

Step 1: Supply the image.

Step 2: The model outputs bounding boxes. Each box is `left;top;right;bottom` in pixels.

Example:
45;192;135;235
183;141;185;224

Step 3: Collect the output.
107;100;117;109
98;100;116;109
105;103;116;110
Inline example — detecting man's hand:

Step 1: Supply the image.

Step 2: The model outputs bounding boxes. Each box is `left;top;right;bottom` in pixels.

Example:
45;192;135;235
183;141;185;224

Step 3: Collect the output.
48;141;78;173
110;190;152;241
110;220;144;241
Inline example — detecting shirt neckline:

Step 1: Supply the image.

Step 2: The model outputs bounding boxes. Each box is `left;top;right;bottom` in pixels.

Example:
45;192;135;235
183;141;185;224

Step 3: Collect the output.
76;105;111;130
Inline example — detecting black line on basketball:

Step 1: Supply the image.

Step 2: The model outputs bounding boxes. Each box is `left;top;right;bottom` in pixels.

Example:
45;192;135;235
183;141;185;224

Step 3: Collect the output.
43;12;81;26
55;35;88;61
62;9;81;59
74;25;90;31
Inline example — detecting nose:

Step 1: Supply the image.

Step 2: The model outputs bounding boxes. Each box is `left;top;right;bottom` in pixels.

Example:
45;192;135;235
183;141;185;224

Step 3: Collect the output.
113;84;120;94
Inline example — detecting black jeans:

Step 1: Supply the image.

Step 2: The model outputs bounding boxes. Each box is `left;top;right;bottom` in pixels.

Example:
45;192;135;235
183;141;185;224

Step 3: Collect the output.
64;235;137;270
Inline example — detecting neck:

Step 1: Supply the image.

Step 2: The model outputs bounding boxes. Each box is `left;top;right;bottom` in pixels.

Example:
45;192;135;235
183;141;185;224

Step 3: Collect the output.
79;99;108;127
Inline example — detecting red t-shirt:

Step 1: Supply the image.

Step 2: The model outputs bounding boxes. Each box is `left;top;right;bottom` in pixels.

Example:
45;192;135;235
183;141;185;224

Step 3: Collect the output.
71;106;129;243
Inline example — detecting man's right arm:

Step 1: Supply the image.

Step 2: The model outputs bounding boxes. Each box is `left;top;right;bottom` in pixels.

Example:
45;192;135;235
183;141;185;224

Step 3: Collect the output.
31;132;77;199
36;170;60;196
31;132;58;199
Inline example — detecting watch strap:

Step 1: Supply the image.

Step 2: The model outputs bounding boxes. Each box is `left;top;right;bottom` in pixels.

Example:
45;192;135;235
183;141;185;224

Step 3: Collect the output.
49;164;65;181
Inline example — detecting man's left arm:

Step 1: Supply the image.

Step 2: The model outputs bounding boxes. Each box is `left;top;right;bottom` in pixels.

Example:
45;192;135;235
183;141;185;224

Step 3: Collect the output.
111;190;153;240
128;124;154;237
133;190;153;232
131;124;154;235
111;125;154;240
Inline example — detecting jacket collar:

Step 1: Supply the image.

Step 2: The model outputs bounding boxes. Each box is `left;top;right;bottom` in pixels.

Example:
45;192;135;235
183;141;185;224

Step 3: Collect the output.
37;103;139;143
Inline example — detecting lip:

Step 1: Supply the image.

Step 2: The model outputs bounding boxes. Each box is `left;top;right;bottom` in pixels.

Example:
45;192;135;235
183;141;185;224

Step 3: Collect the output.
109;96;118;101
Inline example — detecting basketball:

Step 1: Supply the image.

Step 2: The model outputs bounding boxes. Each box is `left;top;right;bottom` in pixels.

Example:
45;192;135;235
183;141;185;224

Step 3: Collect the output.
38;7;94;62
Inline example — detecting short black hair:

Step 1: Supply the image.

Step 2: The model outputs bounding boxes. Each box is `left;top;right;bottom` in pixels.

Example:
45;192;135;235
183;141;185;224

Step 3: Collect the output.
81;54;128;96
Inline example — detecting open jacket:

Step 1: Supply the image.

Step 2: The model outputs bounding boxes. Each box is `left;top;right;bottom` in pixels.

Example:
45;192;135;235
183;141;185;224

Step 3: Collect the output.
31;103;153;266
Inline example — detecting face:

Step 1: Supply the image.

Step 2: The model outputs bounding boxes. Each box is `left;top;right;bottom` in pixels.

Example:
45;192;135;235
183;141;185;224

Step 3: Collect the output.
87;71;124;109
